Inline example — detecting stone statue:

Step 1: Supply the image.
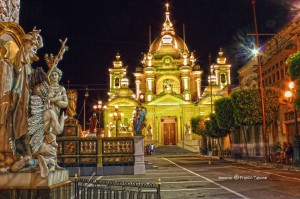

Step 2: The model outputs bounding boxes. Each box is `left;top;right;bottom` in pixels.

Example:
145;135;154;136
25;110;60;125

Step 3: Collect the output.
133;104;147;134
89;113;98;133
0;28;43;158
147;124;152;135
185;123;191;135
0;25;69;178
66;89;78;117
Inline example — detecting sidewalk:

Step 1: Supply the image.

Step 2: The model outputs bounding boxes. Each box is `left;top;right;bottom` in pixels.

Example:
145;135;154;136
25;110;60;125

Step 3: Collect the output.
219;155;300;173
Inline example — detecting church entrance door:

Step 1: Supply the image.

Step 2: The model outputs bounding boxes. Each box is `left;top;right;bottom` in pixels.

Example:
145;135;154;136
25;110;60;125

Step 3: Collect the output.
163;123;176;145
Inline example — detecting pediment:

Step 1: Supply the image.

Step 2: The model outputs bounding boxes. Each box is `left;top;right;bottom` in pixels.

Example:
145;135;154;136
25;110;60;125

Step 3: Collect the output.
147;94;190;106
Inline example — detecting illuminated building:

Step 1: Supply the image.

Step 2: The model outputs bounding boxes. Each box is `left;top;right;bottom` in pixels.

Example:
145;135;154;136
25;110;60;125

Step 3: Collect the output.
261;21;300;144
105;4;231;148
237;19;300;156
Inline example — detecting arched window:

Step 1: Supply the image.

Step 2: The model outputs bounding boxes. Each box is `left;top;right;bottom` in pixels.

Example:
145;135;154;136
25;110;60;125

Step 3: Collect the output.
115;77;120;87
221;74;226;83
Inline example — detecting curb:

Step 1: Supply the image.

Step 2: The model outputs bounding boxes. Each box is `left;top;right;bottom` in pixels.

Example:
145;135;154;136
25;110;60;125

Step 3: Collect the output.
224;157;300;173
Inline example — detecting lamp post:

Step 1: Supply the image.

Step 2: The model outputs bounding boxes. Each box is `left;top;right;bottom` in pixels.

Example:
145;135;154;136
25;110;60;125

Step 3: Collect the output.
109;105;124;137
83;87;89;132
251;0;268;162
285;81;300;166
93;100;107;132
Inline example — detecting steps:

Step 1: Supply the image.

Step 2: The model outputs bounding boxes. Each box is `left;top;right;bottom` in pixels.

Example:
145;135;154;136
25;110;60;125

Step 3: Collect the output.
154;145;196;155
144;161;158;169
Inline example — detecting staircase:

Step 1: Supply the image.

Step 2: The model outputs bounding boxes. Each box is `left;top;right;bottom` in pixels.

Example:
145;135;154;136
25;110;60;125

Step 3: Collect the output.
154;145;196;155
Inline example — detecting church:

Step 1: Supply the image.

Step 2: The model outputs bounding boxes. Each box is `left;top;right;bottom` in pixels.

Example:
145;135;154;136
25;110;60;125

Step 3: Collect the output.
104;3;231;149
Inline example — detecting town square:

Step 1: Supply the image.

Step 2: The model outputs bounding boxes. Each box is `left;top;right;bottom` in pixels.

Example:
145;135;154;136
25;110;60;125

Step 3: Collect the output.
0;0;300;198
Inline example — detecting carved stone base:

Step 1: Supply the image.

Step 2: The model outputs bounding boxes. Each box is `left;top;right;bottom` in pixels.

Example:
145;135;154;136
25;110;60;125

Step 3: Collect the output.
0;170;71;199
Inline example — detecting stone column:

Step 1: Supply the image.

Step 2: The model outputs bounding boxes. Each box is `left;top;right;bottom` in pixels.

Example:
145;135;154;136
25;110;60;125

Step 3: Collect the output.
195;78;201;99
135;79;140;99
0;0;20;23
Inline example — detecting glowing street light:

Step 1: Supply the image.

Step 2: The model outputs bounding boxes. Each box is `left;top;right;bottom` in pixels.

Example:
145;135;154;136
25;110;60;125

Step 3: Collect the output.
285;81;300;166
109;105;124;137
251;48;259;56
93;100;107;131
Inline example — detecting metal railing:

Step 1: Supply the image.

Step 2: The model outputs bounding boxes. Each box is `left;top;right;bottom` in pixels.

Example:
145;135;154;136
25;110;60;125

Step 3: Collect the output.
72;175;161;199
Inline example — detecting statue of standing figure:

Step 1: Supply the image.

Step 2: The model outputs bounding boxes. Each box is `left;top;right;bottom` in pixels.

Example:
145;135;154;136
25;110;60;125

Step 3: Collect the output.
147;124;152;135
133;104;147;134
89;113;98;133
185;123;191;135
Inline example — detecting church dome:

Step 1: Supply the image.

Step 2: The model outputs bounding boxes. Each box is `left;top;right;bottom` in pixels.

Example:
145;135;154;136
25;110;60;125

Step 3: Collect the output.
149;3;188;56
149;34;188;55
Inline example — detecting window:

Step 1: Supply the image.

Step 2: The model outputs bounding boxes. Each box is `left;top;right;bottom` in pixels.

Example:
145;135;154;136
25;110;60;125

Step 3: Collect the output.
272;74;275;83
276;71;280;81
268;76;272;85
115;77;120;87
281;69;284;79
221;74;226;83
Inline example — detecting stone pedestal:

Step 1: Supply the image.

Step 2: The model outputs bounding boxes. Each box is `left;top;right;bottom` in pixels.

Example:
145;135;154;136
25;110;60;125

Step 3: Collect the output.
184;134;191;140
146;134;153;141
133;136;145;175
0;170;71;199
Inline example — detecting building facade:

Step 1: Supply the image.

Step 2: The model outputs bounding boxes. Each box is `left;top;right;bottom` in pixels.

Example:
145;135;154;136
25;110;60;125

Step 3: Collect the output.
236;19;300;157
104;4;232;150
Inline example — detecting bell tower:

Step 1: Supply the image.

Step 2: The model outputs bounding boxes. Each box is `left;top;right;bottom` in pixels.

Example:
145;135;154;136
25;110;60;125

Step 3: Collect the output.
108;53;127;98
213;48;231;89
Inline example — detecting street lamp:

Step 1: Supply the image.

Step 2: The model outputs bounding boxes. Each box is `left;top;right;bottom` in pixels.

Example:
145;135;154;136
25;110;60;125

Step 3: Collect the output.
93;100;107;131
285;81;300;166
109;105;124;137
83;87;89;132
251;0;268;162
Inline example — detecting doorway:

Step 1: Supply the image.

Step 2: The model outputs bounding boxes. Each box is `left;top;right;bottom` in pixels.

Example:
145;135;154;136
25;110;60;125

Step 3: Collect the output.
161;116;177;145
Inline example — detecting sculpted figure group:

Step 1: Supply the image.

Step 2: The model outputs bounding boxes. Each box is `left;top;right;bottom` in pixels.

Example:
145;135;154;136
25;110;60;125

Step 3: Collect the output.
0;27;68;178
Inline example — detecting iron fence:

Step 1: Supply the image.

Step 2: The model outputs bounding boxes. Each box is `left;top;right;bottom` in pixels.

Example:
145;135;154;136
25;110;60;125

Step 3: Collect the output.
72;176;160;199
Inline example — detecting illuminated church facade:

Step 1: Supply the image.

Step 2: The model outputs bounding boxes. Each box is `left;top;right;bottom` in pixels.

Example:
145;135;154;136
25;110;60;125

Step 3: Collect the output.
104;4;231;149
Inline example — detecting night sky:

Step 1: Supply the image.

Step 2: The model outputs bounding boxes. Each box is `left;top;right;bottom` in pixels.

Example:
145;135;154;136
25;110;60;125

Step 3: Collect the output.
19;0;291;122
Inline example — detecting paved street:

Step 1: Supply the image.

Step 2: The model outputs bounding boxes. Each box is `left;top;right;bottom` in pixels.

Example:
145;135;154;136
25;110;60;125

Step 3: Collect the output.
98;155;300;199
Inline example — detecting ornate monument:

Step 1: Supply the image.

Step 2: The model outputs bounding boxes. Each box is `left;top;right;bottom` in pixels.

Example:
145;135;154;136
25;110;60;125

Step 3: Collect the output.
0;22;70;198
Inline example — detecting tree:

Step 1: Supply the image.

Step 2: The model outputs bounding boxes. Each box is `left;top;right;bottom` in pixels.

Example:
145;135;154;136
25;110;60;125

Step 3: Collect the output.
215;98;236;129
215;97;236;150
191;115;207;153
288;51;300;109
204;114;230;156
191;115;206;136
231;88;279;158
